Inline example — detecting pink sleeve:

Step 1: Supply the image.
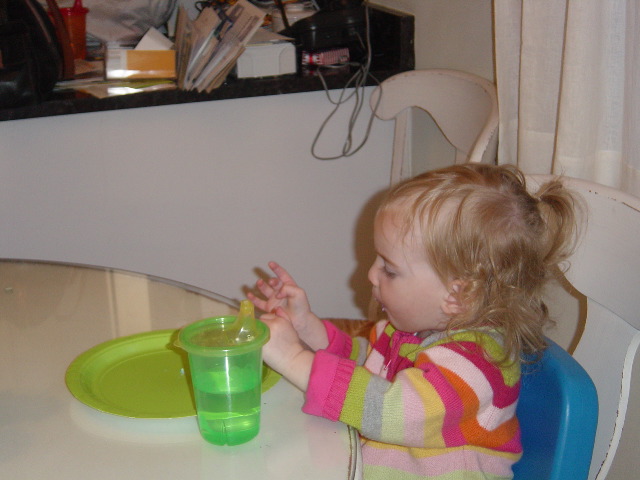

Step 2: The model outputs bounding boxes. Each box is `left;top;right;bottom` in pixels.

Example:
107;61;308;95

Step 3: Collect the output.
322;320;353;358
303;349;355;421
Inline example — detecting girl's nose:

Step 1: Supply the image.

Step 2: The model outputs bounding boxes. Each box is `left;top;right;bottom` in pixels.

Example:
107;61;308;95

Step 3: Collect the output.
367;261;378;286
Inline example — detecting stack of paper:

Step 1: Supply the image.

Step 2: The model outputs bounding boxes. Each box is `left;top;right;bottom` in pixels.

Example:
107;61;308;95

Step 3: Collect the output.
175;0;266;92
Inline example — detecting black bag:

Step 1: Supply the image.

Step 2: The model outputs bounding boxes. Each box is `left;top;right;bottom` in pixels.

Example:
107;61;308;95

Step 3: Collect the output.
0;14;37;107
0;0;66;108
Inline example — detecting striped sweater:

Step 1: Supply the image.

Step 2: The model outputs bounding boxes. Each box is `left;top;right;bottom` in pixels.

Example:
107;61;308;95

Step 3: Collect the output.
303;320;522;479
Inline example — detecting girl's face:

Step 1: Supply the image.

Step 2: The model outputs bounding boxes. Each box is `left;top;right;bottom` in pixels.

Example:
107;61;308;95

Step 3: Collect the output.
368;209;452;334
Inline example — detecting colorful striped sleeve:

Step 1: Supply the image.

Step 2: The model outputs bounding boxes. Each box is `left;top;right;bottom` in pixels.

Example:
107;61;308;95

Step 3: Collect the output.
322;319;371;364
302;350;355;421
322;320;354;358
304;331;521;453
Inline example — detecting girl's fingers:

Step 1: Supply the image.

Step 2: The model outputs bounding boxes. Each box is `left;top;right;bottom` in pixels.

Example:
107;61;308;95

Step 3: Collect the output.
246;291;268;310
274;306;291;321
256;278;275;297
269;262;296;286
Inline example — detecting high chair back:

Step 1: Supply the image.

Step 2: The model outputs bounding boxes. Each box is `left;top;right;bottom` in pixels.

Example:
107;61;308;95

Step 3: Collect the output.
369;69;498;183
512;338;598;480
527;175;640;480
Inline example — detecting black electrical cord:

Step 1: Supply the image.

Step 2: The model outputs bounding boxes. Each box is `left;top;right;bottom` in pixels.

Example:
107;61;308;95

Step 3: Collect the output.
273;0;291;30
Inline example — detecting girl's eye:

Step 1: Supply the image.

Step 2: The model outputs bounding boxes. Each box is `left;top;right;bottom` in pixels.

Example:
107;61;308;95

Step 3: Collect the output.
382;265;397;278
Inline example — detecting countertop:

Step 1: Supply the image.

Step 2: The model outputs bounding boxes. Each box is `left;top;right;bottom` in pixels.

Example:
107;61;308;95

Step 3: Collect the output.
0;5;413;122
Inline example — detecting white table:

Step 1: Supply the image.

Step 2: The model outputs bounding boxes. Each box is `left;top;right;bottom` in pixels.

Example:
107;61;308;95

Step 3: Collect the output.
0;260;360;479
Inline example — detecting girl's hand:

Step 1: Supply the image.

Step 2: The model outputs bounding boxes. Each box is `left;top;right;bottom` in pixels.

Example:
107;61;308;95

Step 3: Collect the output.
248;261;311;319
260;310;314;392
248;262;328;350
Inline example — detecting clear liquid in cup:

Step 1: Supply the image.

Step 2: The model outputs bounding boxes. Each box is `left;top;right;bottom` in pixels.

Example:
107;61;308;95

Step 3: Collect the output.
192;369;261;445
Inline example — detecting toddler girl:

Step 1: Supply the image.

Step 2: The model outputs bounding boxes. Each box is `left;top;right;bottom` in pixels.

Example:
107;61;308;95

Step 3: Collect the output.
248;163;580;479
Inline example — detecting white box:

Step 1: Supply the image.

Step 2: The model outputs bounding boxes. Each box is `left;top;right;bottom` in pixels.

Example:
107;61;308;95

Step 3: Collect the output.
236;40;296;78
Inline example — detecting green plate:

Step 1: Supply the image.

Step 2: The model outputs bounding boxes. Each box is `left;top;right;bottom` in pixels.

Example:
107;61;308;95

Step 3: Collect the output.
65;329;280;418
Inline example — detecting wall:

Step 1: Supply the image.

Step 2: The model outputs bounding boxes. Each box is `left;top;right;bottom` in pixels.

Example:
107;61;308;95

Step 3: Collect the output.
1;91;392;320
371;0;494;78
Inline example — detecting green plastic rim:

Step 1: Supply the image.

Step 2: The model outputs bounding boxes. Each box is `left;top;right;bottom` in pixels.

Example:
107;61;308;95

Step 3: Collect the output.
176;316;270;357
65;328;280;418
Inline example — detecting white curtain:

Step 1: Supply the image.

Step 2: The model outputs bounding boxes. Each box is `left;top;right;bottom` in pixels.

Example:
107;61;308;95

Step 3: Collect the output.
494;0;640;196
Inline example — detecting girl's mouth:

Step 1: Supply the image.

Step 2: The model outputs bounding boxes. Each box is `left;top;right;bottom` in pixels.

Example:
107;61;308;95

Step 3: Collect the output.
374;295;386;312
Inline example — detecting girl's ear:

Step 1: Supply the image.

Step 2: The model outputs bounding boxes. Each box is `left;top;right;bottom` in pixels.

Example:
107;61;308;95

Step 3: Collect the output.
442;280;465;316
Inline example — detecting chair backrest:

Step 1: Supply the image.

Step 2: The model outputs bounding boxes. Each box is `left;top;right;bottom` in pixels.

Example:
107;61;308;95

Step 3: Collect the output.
527;175;640;480
369;69;498;184
512;339;598;480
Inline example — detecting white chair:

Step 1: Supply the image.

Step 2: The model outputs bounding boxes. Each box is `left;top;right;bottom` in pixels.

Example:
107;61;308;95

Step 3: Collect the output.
369;69;498;184
528;175;640;480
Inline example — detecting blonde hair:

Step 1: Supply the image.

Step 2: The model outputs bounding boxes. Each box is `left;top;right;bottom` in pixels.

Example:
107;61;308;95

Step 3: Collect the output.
377;164;582;362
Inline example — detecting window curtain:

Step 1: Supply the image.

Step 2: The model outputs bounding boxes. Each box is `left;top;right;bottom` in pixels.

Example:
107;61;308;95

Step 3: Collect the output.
494;0;640;196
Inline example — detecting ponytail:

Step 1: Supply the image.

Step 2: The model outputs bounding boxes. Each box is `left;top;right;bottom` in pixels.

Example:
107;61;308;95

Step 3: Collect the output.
534;179;583;270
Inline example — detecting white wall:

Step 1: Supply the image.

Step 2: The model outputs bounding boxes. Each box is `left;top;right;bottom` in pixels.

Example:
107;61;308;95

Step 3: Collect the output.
372;0;494;78
1;90;392;319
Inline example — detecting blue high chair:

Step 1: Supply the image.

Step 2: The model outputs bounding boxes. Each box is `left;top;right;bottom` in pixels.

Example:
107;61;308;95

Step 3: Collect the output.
513;338;598;480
